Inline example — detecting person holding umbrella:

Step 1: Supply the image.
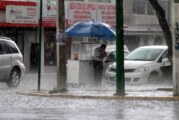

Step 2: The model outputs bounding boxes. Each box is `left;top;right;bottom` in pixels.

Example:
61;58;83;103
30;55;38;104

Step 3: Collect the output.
93;44;107;87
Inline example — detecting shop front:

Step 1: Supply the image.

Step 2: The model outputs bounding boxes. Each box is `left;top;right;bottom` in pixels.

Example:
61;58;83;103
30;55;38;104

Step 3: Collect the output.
0;0;39;73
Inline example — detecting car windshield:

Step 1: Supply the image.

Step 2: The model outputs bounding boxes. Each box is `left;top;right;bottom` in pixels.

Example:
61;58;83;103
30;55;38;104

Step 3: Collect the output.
125;48;164;61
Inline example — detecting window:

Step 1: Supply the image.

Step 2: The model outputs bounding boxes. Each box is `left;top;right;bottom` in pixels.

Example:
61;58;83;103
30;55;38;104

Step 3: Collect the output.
158;1;167;13
143;39;148;46
106;51;116;62
132;0;167;15
158;50;168;62
154;37;162;45
132;0;145;14
147;2;154;15
0;41;7;54
6;42;19;54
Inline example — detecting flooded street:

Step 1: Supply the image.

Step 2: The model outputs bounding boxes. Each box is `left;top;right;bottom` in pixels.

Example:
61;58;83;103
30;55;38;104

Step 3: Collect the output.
0;88;178;120
0;0;178;119
0;74;176;120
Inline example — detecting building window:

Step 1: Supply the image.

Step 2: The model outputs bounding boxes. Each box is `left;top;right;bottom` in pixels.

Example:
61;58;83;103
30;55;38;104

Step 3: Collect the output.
132;0;145;14
147;2;154;15
154;37;162;45
132;0;167;16
158;1;167;12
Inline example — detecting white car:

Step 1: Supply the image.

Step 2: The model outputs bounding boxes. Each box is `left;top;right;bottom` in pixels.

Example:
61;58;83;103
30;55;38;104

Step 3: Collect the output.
0;37;25;88
104;45;171;85
103;45;130;72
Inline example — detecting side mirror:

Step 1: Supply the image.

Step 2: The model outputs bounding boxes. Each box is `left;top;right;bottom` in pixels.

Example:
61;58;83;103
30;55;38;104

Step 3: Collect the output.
162;58;171;66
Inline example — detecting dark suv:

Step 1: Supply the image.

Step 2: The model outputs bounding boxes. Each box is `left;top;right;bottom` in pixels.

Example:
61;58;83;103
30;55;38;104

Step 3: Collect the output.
0;37;25;88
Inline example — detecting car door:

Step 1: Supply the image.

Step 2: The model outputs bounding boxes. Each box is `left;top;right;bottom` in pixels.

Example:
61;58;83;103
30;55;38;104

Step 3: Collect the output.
0;41;10;79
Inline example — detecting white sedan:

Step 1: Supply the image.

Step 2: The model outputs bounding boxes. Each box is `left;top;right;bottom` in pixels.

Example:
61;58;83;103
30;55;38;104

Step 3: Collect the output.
104;45;171;85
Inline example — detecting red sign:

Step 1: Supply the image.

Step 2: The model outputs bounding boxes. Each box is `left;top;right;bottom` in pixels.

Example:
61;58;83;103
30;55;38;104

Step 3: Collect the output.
0;1;37;10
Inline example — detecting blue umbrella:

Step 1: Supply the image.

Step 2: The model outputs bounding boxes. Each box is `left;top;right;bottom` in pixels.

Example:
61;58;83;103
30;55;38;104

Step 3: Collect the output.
65;20;116;40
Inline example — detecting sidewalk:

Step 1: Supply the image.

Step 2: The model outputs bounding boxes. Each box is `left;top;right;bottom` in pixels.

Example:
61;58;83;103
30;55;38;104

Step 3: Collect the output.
17;73;178;101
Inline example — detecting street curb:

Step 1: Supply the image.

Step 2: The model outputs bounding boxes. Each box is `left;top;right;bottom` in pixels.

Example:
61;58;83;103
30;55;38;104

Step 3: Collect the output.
16;91;179;101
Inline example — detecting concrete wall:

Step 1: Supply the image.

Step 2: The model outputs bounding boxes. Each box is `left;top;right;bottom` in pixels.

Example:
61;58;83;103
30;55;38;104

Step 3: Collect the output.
172;2;179;96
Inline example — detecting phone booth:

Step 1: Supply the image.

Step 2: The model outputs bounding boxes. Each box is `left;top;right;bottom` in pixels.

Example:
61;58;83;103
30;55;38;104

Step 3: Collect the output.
67;37;101;86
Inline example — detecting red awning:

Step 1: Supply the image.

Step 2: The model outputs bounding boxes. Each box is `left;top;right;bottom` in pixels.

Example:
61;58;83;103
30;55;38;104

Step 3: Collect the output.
0;22;38;28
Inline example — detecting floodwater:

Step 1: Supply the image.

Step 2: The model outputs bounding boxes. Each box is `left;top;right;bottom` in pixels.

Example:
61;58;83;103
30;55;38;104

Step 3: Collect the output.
0;88;179;120
0;73;176;120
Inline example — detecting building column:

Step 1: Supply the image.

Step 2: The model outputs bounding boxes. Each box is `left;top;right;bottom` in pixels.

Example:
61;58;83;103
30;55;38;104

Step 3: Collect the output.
172;2;179;96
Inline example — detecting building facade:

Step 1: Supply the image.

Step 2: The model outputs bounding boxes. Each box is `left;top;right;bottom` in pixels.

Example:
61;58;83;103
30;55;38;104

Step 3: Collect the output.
122;0;170;51
0;0;171;74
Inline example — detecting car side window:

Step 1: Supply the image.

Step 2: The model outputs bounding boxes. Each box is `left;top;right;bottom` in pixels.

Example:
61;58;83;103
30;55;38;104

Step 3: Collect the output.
158;51;169;63
106;51;116;62
0;41;7;55
6;42;19;54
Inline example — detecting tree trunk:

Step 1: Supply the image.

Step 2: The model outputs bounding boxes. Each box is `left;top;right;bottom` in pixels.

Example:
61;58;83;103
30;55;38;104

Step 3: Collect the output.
148;0;172;58
148;0;172;81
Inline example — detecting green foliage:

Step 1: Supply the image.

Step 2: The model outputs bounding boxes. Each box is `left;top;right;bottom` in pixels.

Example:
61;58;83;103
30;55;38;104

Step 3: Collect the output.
49;87;67;94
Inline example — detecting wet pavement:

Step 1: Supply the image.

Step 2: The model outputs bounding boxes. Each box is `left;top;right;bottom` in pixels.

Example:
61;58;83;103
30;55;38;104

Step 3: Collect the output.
17;73;174;99
0;73;177;120
1;90;179;120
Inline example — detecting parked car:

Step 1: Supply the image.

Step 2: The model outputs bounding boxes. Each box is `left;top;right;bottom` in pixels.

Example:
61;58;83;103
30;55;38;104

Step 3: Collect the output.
104;45;171;85
103;45;130;70
0;37;25;88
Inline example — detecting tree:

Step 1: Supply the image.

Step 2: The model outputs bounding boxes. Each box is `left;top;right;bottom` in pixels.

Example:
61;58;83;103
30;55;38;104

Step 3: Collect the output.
148;0;172;58
148;0;172;80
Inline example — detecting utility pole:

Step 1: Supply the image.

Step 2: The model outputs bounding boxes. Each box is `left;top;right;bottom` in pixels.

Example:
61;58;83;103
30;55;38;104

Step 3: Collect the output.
56;0;67;90
114;0;125;95
38;0;42;91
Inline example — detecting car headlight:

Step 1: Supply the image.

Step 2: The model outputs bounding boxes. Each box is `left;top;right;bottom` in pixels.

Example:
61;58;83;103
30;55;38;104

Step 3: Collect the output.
134;67;149;72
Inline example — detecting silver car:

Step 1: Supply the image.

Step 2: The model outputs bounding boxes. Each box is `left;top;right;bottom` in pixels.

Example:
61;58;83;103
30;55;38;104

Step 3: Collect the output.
0;37;25;88
104;45;171;85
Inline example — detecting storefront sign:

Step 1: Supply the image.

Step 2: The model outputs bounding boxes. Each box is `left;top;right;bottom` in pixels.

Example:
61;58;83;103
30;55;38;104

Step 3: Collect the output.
0;1;37;10
96;3;116;27
42;0;57;27
66;2;97;27
6;5;38;24
0;1;116;28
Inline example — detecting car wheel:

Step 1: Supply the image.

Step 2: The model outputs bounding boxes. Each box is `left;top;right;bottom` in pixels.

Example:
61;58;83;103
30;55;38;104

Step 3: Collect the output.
148;72;158;83
7;68;21;88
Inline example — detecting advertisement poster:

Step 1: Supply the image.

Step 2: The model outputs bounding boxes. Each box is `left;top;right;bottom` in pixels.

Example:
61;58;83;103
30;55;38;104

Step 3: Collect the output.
6;5;38;24
96;3;116;27
42;0;57;27
56;29;65;45
66;2;97;27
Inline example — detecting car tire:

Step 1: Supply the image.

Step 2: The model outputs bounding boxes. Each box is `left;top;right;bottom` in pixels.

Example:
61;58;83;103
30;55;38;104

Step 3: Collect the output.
6;68;21;88
148;72;158;83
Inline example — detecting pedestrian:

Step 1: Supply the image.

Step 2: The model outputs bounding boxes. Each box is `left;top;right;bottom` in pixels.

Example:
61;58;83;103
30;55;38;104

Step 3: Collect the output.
93;44;107;87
